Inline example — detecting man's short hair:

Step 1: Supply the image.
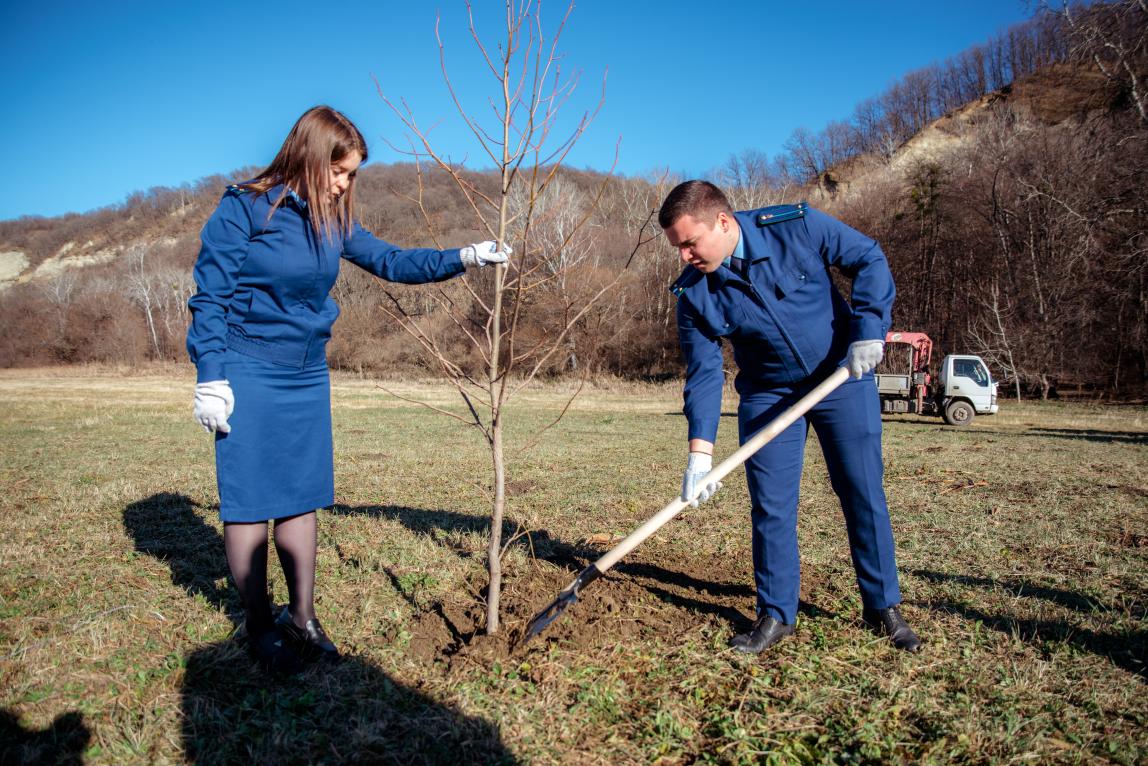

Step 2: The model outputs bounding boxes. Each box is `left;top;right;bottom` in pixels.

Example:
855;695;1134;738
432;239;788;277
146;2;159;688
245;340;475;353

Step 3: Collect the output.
658;180;734;229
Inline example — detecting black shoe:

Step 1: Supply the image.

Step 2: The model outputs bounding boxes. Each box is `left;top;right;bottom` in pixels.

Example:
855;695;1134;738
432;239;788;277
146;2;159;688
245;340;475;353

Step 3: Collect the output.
276;607;340;661
728;615;795;654
248;625;304;675
862;605;922;652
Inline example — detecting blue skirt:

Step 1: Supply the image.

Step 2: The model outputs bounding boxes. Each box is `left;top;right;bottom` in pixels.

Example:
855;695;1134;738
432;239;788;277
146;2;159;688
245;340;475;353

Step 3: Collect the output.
214;349;334;522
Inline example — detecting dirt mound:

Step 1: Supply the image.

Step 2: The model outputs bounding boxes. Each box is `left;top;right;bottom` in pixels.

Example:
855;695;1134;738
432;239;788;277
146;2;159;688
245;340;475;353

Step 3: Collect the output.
405;552;778;671
405;564;654;665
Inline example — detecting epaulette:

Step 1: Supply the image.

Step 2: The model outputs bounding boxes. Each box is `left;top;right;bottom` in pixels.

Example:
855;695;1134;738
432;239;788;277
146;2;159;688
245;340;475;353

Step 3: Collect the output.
226;184;250;195
755;201;807;227
668;266;705;298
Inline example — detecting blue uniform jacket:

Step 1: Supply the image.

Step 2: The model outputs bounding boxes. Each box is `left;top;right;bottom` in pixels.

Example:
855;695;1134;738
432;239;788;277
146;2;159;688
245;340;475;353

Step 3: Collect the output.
187;185;465;382
672;203;894;443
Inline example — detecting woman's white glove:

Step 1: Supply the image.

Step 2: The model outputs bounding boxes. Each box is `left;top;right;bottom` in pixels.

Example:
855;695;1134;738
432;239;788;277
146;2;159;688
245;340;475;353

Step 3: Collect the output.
194;380;234;434
846;340;884;379
681;452;722;508
460;240;512;269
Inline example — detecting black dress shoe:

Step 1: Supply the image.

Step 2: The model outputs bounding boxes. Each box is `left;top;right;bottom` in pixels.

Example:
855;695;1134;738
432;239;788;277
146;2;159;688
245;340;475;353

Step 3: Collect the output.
248;625;303;675
862;605;922;652
728;615;795;654
276;607;340;661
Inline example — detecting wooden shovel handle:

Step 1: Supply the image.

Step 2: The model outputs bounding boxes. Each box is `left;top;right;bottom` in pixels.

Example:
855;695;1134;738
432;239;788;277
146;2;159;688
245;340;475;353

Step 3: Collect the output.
591;366;851;574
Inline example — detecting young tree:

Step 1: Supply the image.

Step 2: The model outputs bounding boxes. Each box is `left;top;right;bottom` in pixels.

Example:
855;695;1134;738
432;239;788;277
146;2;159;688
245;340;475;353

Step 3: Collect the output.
376;1;656;634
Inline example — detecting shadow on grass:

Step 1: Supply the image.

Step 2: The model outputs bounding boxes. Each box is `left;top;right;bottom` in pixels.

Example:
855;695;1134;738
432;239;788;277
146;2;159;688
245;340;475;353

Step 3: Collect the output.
662;411;738;418
123;492;238;617
0;708;90;766
330;503;779;627
641;586;832;630
1027;427;1148;444
912;569;1147;680
884;422;1148;444
123;494;518;765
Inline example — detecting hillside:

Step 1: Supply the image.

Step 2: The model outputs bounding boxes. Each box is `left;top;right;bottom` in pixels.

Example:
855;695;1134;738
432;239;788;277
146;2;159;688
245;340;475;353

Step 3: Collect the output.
814;61;1119;201
1;1;1144;397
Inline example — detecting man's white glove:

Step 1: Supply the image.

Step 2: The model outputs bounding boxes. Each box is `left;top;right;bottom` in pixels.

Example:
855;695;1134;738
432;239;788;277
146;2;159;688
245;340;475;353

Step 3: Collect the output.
846;340;884;379
681;452;722;508
194;380;234;434
459;240;512;269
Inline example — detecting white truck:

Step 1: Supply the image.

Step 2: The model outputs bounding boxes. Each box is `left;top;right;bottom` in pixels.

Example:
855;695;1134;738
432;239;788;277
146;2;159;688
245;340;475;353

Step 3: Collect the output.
875;331;1000;426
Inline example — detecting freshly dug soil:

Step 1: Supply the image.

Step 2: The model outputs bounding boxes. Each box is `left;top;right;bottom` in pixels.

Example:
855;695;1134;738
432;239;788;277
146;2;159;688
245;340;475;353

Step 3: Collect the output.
402;546;848;669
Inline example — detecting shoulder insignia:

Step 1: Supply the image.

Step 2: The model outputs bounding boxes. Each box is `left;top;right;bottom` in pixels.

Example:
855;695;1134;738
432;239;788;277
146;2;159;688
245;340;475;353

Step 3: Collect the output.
668;267;704;298
225;184;251;195
756;201;807;227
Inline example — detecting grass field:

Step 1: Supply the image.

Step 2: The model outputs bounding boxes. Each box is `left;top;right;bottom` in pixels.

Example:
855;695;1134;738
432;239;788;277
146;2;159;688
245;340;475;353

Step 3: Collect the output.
1;367;1145;765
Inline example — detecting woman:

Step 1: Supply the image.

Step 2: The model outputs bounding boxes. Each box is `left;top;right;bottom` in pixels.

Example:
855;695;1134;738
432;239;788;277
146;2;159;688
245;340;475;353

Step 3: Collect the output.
187;105;508;672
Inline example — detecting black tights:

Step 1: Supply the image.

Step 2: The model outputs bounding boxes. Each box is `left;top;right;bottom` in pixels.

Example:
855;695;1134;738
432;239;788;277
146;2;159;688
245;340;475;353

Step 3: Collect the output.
224;511;317;634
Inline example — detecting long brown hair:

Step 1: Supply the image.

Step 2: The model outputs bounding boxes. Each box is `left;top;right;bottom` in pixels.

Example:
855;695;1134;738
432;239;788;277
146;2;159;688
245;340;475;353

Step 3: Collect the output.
239;105;367;241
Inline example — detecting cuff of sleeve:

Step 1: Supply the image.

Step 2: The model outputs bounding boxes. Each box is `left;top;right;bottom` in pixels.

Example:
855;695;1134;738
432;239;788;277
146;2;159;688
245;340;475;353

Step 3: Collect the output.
196;352;226;383
445;248;466;273
851;315;888;344
687;419;720;444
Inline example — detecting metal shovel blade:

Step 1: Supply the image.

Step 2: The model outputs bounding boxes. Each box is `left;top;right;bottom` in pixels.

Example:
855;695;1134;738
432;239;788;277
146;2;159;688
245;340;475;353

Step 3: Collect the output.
523;589;578;640
524;563;603;641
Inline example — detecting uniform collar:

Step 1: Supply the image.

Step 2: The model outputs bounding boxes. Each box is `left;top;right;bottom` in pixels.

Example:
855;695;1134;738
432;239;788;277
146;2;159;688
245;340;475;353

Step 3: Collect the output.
265;183;308;211
733;210;774;265
286;186;307;209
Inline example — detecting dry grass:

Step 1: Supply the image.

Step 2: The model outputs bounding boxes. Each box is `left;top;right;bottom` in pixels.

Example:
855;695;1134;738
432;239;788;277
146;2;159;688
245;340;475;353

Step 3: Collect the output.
1;368;1145;765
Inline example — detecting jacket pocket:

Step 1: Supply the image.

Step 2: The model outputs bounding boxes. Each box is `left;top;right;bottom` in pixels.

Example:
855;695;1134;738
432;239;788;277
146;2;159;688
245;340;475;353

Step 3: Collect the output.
699;299;744;337
774;260;817;299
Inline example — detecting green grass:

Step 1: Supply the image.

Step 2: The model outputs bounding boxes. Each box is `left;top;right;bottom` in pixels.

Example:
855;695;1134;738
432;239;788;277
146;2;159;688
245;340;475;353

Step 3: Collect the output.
0;368;1145;764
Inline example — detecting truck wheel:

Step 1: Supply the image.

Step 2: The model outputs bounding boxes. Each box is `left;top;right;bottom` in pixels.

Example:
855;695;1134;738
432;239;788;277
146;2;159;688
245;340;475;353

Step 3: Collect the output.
943;400;975;426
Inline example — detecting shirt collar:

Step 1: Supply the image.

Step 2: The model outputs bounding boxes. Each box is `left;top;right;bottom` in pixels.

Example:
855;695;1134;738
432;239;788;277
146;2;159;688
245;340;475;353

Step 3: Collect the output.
720;225;746;275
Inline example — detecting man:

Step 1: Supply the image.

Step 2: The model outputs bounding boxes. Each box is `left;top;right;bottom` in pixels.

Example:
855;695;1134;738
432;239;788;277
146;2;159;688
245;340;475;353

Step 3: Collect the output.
661;180;920;654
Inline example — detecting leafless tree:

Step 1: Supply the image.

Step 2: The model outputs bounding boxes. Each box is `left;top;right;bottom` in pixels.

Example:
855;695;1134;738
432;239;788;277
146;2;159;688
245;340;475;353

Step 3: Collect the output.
970;279;1022;400
717;149;794;209
125;245;163;358
123;242;192;360
1056;0;1148;124
37;271;77;335
375;0;657;634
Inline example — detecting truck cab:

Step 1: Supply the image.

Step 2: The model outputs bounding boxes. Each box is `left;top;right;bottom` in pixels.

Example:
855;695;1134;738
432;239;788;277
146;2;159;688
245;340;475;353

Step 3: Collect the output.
937;354;999;426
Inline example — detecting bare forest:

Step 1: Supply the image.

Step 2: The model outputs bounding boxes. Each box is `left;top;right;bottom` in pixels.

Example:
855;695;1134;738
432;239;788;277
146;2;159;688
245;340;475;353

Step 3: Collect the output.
1;2;1145;399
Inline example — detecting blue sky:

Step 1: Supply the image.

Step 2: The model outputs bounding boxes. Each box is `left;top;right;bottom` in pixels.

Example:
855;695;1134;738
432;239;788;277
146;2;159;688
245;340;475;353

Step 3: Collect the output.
0;1;1034;221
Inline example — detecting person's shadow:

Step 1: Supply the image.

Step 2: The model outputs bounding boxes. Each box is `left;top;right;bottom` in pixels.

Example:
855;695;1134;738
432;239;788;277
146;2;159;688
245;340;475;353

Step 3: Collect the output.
911;569;1146;680
123;493;517;765
0;708;90;766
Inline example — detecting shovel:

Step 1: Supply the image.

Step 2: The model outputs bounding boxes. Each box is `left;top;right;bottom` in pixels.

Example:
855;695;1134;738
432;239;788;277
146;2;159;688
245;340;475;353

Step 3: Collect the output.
524;365;851;641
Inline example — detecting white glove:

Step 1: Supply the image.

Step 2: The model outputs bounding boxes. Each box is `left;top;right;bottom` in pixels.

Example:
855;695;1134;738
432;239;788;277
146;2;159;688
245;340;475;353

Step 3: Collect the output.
846;340;884;379
194;380;234;434
459;240;512;269
681;452;722;508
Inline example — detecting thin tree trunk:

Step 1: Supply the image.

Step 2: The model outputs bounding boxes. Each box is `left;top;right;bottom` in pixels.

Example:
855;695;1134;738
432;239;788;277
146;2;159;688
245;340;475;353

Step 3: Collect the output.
486;410;505;633
485;47;514;635
142;293;160;358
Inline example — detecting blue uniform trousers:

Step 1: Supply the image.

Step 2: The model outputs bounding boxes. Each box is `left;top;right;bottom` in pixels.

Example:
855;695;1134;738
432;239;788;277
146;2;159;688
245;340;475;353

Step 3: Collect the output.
738;373;901;624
